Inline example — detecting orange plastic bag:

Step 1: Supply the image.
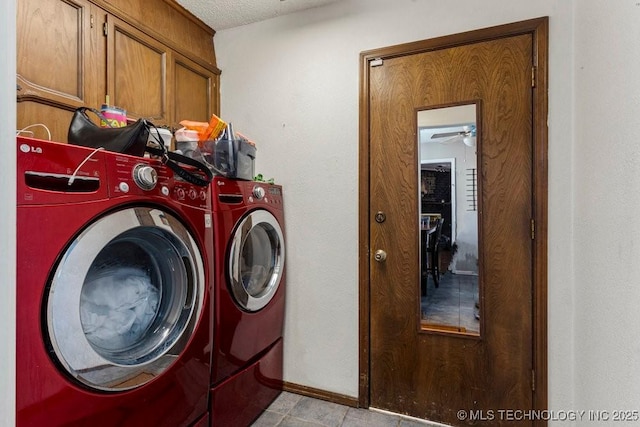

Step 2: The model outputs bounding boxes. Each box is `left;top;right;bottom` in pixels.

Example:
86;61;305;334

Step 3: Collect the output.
180;114;227;146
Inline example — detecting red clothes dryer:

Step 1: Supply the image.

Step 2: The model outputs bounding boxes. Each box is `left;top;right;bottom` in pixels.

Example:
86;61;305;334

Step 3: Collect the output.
16;137;213;427
210;176;286;426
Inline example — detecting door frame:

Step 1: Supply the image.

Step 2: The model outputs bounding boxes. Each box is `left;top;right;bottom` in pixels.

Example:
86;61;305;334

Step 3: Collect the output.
358;17;548;418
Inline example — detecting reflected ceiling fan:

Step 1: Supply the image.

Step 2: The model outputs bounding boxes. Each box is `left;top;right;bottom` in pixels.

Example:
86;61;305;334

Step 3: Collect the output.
431;124;476;147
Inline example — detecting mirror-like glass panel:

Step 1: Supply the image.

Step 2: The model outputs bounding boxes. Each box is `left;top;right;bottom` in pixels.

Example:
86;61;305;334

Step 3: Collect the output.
418;103;479;336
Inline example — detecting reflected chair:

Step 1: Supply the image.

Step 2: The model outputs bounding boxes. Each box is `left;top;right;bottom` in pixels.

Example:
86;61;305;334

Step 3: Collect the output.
427;218;445;287
420;227;430;296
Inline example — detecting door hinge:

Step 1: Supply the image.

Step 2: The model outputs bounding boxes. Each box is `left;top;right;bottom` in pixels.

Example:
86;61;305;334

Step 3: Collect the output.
532;369;536;391
531;219;535;240
531;66;536;88
103;22;108;37
370;58;383;67
90;14;94;29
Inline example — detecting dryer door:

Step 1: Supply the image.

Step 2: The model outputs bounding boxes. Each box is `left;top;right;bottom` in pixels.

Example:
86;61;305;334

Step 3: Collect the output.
228;209;285;312
46;207;205;391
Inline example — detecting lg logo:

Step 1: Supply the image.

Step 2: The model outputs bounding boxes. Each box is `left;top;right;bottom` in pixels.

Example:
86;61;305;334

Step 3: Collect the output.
20;144;43;154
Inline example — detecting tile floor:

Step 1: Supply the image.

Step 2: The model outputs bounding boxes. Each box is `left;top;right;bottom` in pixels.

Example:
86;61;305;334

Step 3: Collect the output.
421;272;479;334
251;392;446;427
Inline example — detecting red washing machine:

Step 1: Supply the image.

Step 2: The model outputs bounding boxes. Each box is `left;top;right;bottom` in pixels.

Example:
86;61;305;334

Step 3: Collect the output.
16;137;213;427
209;176;285;426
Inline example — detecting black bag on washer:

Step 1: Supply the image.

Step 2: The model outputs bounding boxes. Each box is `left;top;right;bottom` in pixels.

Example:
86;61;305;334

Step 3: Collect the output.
67;107;213;187
68;107;150;157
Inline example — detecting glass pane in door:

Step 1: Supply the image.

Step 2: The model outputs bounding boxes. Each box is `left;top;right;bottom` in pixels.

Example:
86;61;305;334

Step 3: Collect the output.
418;103;480;336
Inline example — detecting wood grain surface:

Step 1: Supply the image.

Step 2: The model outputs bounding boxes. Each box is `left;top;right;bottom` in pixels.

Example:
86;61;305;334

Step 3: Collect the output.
367;32;536;426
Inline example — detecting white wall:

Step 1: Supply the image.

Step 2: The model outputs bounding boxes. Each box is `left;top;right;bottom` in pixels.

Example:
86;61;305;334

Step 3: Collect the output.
573;0;640;417
2;0;16;425
215;0;576;414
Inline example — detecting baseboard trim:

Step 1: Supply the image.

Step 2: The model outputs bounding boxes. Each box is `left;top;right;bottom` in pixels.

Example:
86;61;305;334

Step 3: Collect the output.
283;382;359;408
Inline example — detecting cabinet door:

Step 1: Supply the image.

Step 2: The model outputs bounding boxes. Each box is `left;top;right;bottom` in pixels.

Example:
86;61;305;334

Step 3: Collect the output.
17;0;103;142
106;15;169;124
171;52;220;127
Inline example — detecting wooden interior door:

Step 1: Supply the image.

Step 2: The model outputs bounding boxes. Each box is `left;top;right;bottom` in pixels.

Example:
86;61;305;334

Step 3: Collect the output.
361;19;548;426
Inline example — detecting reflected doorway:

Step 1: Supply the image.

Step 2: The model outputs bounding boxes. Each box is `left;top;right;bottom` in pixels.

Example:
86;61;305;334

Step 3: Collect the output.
419;104;479;335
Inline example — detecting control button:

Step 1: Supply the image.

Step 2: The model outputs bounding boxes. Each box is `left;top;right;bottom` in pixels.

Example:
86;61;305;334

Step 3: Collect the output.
252;185;266;200
199;190;207;201
119;182;130;193
161;186;170;196
132;164;158;190
188;188;197;200
176;187;186;200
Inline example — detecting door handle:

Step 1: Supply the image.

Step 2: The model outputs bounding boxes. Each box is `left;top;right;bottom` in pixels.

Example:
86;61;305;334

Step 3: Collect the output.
374;249;387;262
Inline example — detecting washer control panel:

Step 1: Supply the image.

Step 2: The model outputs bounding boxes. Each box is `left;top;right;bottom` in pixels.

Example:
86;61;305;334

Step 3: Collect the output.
212;177;283;212
106;152;209;209
249;183;283;206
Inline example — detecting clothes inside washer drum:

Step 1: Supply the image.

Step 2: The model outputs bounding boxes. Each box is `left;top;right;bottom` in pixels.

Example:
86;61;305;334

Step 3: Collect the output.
242;265;269;296
80;267;159;351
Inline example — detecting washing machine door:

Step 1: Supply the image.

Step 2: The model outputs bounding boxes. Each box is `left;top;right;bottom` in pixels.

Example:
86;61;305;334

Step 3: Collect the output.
228;209;285;312
46;207;205;392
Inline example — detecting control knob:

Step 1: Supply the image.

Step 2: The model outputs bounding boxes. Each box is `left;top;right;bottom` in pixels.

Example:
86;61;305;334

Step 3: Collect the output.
133;164;158;190
252;185;266;200
175;187;186;199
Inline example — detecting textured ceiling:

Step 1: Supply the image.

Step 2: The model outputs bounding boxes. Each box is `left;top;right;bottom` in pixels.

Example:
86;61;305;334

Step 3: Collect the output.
176;0;343;31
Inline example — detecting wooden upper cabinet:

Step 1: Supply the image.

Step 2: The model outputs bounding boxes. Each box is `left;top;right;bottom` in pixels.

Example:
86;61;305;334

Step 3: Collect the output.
17;0;93;105
172;52;219;127
17;0;220;142
17;0;102;140
106;15;169;124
